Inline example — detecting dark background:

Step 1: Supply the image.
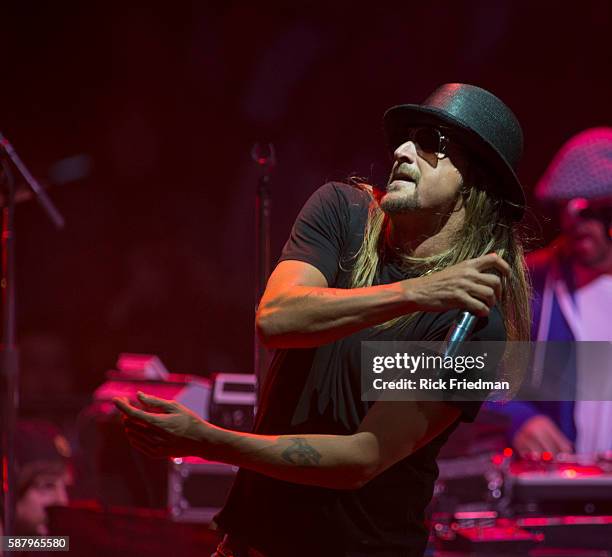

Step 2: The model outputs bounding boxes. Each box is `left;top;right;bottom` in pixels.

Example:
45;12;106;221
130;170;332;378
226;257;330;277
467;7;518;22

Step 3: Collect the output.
2;1;611;402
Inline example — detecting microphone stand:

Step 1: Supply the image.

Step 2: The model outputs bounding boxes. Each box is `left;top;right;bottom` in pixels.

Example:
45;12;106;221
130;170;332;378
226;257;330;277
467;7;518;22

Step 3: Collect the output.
0;132;64;535
251;143;275;399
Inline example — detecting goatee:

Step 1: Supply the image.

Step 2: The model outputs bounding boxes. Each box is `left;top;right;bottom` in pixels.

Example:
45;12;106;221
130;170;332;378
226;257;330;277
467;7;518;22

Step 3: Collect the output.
380;191;421;214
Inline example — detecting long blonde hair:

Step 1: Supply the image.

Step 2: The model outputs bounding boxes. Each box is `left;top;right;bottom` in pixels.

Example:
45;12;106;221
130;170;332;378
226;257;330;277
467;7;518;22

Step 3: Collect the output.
349;174;532;341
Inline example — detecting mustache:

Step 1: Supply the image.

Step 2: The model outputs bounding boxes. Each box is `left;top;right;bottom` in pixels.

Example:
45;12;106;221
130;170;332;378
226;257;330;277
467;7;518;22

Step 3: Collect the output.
391;164;420;183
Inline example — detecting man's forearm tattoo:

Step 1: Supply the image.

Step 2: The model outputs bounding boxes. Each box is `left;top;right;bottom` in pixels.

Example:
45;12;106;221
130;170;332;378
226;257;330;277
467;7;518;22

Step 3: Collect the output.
281;437;322;466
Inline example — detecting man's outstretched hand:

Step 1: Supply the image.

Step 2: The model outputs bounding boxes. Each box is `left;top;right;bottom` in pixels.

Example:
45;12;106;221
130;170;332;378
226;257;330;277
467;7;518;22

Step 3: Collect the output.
113;392;210;458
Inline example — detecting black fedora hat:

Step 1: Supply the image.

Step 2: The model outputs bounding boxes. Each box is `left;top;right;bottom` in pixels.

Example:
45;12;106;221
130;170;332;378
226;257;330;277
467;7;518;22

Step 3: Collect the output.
383;83;525;221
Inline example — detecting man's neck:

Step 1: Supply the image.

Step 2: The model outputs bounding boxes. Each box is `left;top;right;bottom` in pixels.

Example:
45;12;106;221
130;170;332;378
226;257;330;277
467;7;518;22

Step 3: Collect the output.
385;204;466;258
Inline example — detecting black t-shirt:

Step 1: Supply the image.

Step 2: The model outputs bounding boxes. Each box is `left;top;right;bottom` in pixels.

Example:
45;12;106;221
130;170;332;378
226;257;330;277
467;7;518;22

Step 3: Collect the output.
215;182;505;557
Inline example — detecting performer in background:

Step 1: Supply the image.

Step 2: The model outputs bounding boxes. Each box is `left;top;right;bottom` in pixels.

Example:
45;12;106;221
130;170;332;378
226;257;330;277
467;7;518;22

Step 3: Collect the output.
115;84;530;557
502;128;612;456
0;420;72;538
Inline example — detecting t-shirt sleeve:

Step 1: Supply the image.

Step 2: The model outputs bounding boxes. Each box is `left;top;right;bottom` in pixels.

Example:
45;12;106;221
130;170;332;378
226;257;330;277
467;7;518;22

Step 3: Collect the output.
412;307;507;422
278;182;348;286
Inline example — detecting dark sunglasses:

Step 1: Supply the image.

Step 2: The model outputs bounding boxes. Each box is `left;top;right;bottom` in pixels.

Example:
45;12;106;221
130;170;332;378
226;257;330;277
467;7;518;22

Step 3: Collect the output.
566;198;612;223
402;127;451;167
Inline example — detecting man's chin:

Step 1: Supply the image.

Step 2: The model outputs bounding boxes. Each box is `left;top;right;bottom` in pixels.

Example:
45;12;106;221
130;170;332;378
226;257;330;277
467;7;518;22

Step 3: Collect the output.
574;249;609;268
379;191;419;214
569;237;609;267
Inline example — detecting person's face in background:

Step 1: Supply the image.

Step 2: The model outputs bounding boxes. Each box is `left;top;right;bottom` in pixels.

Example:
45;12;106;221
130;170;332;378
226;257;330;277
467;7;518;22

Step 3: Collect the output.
16;471;71;535
560;197;612;267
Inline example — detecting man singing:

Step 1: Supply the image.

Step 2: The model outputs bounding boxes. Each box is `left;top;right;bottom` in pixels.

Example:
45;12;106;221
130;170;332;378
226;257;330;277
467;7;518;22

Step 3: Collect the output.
115;83;531;557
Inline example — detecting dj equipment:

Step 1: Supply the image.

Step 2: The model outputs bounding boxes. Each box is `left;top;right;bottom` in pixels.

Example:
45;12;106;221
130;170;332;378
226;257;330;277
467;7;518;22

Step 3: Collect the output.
208;372;257;432
82;371;212;509
435;448;612;516
434;518;541;554
84;363;254;517
434;453;504;513
500;453;612;516
94;372;212;418
433;514;612;553
168;457;237;523
168;374;255;523
431;451;612;553
518;515;612;550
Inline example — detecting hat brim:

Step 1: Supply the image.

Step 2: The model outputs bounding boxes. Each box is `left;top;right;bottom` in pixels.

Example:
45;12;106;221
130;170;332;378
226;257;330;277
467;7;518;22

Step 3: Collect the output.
383;104;525;221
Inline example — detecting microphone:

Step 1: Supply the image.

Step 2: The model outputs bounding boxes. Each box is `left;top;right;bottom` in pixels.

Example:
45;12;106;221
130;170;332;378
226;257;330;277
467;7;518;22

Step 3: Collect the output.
443;268;501;357
444;311;478;357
